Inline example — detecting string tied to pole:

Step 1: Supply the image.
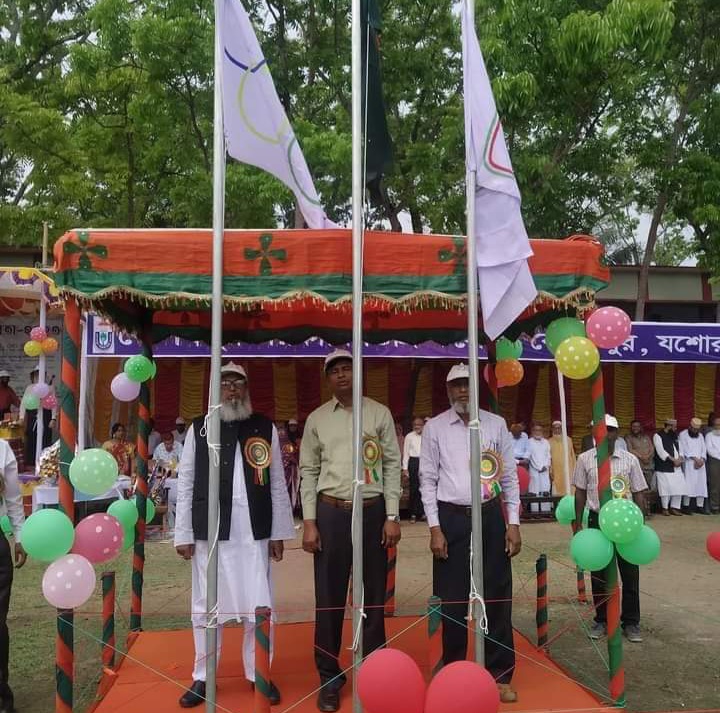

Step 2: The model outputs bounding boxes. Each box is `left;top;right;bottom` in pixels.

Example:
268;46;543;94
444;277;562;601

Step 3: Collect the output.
467;417;488;634
200;404;222;468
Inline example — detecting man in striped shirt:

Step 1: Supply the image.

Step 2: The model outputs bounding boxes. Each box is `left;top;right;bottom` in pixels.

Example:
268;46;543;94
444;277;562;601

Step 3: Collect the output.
573;414;648;644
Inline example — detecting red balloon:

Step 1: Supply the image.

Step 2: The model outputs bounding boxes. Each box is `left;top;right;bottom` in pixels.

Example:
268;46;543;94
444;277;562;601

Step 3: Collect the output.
357;649;425;713
517;465;530;495
707;532;720;562
426;661;500;713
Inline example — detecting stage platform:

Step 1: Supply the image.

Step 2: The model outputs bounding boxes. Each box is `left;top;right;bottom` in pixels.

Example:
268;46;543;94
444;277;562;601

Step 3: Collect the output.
92;619;612;713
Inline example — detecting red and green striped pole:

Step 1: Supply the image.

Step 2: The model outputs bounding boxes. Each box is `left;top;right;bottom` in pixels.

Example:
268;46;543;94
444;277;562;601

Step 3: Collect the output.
535;554;548;650
486;341;499;415
254;606;272;713
55;609;73;713
591;366;624;706
384;546;397;616
427;595;443;678
101;571;116;668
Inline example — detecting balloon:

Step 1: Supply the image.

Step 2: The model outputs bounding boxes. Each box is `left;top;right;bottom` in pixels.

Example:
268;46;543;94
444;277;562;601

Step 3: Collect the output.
570;529;614;571
586;307;632;350
24;340;42;357
72;514;124;563
41;337;59;354
583;507;590;527
0;516;12;536
69;448;119;496
31;382;50;399
517;466;530;495
357;648;426;713
21;509;75;562
30;326;47;342
425;661;500;713
616;525;661;566
544;317;586;355
706;532;720;562
494;359;523;387
41;393;58;410
555;336;600;380
124;355;154;383
22;393;40;411
108;498;139;531
122;525;134;551
484;363;507;387
135;495;156;524
42;554;97;609
111;372;141;402
555;494;576;525
599;499;644;544
495;337;523;361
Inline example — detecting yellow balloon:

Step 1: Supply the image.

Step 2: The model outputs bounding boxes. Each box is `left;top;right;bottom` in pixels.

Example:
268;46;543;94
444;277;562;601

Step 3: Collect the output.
24;340;43;357
555;336;600;380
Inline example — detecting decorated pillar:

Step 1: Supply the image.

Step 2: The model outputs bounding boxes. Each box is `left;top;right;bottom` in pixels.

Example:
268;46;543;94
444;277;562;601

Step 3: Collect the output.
384;546;397;616
535;554;548;650
59;297;80;521
254;607;272;713
55;609;73;713
427;595;442;678
102;571;116;668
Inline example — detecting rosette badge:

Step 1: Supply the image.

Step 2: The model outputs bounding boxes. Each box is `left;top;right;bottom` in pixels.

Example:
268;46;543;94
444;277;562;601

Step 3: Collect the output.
362;436;382;484
244;436;271;485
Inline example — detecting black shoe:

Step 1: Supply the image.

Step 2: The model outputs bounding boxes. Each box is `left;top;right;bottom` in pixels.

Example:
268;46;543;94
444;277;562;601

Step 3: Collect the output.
317;688;340;712
252;681;281;705
179;680;206;708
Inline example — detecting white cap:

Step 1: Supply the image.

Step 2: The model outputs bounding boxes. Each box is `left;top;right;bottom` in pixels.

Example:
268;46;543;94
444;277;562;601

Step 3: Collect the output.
446;363;470;382
0;370;9;378
175;416;186;425
288;418;298;426
690;417;702;428
220;362;247;380
605;414;619;429
324;349;353;371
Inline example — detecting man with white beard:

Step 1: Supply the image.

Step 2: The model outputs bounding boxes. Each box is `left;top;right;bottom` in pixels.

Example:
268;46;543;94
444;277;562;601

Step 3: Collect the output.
174;362;295;708
678;417;708;515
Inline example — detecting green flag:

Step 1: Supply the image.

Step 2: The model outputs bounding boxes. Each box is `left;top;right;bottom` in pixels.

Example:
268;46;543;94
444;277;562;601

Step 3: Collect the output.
361;0;393;190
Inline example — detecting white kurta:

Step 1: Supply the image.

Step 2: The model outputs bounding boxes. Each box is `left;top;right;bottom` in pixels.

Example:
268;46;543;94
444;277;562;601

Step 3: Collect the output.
678;430;708;498
174;422;295;628
528;437;551;493
652;433;686;497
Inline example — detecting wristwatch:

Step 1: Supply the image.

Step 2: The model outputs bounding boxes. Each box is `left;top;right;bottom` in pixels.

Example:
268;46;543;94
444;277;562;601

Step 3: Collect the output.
386;515;400;523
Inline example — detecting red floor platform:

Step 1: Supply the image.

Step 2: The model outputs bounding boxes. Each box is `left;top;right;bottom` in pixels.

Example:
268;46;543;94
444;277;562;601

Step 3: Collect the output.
91;619;612;713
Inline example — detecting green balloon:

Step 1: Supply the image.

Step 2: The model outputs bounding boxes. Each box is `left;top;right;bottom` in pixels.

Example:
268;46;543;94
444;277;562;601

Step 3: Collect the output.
108;498;139;531
122;523;134;551
21;509;74;562
69;448;119;496
124;355;154;383
134;495;156;524
23;393;40;410
570;529;614;571
0;516;12;536
582;507;590;527
496;337;523;361
545;318;586;355
599;498;644;544
555;494;576;525
616;525;661;566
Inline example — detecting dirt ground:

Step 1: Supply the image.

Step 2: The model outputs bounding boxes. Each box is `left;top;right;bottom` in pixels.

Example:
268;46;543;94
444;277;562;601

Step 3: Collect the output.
7;513;720;712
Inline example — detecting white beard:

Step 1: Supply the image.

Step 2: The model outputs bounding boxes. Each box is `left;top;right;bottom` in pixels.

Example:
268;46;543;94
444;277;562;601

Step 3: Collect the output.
219;396;253;422
451;400;469;415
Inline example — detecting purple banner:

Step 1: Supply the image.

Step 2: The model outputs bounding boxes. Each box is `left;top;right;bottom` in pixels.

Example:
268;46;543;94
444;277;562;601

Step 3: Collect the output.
86;315;720;363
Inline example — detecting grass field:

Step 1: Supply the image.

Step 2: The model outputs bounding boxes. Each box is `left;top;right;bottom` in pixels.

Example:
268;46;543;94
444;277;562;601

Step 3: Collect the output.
7;514;720;712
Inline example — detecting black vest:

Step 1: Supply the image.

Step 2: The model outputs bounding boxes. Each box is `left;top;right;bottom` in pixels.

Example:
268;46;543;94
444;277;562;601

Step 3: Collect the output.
191;414;274;541
654;430;678;473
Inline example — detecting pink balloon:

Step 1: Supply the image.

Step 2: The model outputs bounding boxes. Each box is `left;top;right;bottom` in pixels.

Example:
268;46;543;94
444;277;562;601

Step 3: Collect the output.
30;326;47;342
426;661;500;713
32;382;50;399
42;554;96;609
72;514;124;563
111;372;141;402
41;393;58;410
517;465;530;495
586;307;632;349
707;532;720;562
357;648;425;713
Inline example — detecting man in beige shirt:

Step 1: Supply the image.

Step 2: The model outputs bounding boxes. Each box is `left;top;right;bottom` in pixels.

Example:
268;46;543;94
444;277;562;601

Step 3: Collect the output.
300;349;401;713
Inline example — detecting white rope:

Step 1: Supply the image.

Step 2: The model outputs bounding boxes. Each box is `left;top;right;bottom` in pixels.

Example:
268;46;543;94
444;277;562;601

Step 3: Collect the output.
349;587;367;653
199;403;222;468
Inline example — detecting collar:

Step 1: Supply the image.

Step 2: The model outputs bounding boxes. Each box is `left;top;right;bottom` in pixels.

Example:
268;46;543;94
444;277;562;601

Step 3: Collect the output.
448;408;464;425
332;396;353;411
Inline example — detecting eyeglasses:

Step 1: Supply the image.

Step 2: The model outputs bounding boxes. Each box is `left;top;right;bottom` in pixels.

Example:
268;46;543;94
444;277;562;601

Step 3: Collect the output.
221;379;245;389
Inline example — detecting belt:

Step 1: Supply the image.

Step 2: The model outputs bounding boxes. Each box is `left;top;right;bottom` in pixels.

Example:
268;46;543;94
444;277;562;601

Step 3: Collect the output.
318;493;382;511
438;498;499;517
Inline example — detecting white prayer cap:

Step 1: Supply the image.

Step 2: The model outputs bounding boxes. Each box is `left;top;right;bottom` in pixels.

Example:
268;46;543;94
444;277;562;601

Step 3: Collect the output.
324;349;353;372
551;420;562;427
175;416;186;425
690;417;702;428
288;418;298;425
605;414;619;429
446;364;470;382
0;370;10;378
220;362;247;380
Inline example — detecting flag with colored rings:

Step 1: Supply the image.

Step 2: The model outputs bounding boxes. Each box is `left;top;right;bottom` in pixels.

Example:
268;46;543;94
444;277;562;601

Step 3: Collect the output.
363;436;382;484
244;436;272;486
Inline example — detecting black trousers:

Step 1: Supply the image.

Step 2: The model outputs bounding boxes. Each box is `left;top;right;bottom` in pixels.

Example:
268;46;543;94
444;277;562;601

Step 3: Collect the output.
0;536;14;709
408;457;424;519
314;497;387;689
434;498;515;683
588;512;640;627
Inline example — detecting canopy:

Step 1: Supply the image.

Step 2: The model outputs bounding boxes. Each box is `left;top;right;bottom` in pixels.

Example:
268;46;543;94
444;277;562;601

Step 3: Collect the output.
53;229;608;344
0;267;61;316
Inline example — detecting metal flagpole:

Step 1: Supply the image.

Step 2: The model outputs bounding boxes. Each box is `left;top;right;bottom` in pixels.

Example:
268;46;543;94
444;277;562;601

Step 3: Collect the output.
77;315;89;452
206;1;226;710
36;222;49;467
557;369;572;494
350;1;365;711
464;0;485;667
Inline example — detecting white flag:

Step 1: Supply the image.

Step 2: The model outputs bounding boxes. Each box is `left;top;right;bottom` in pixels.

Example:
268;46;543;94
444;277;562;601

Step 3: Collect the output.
220;0;335;229
461;4;537;340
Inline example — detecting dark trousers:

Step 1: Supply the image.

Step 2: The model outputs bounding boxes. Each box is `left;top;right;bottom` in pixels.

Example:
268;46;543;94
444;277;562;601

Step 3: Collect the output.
313;497;387;689
588;512;640;627
708;456;720;513
434;498;515;683
0;536;14;710
408;457;424;519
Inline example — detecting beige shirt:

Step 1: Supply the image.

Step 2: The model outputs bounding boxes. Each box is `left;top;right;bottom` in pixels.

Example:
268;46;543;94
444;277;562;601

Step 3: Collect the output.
299;396;402;519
